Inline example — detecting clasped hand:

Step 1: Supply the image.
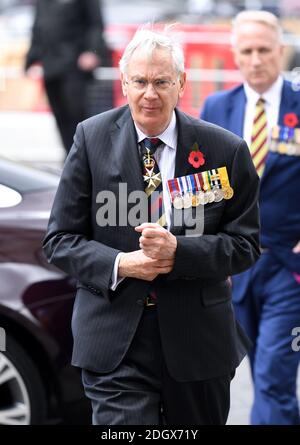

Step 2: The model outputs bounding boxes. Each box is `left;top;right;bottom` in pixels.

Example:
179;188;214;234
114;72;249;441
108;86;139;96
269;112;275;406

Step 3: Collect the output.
118;223;177;281
135;223;177;260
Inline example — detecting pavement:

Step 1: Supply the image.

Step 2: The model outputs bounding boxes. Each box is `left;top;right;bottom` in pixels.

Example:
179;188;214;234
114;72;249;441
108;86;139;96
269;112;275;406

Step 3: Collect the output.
0;111;65;168
0;111;299;425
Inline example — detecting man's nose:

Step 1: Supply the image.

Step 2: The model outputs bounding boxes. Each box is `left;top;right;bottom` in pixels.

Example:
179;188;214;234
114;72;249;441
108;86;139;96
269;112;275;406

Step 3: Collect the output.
143;82;159;98
250;51;262;65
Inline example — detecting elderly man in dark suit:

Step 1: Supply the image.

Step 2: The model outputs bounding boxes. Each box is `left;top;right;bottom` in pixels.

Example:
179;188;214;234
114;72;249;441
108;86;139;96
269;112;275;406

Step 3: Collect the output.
25;0;110;154
43;27;260;425
201;11;300;424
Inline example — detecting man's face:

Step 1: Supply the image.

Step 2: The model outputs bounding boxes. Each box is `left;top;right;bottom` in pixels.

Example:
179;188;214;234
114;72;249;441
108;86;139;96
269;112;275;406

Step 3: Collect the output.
121;47;186;136
233;21;284;94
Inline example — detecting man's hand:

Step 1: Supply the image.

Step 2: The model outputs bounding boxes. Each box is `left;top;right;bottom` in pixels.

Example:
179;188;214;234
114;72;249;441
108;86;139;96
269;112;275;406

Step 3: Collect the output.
25;63;43;79
135;223;177;261
77;52;100;71
293;241;300;254
118;250;173;281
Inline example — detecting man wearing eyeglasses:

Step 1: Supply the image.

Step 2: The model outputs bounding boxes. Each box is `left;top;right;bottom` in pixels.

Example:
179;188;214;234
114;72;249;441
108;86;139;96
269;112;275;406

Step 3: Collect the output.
43;27;260;425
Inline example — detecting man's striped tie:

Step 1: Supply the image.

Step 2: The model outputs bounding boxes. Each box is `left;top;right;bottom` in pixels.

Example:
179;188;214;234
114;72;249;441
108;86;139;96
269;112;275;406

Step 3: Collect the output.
250;97;268;177
140;138;166;306
141;138;166;227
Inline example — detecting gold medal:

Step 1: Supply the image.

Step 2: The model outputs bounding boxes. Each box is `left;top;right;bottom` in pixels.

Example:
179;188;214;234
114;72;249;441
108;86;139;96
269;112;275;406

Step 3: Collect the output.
218;167;234;201
192;193;201;207
223;186;234;200
278;143;287;154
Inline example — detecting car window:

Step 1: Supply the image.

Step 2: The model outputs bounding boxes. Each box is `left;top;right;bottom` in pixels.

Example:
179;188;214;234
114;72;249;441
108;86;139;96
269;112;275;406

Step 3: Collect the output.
0;184;22;208
0;159;59;193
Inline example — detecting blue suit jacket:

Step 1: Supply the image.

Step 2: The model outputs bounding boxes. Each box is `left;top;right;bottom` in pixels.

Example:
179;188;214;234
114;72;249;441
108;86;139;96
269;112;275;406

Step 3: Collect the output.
201;80;300;300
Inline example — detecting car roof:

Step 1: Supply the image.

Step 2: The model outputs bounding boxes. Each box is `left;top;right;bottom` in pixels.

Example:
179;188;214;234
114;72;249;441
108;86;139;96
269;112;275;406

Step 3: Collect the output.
0;158;59;194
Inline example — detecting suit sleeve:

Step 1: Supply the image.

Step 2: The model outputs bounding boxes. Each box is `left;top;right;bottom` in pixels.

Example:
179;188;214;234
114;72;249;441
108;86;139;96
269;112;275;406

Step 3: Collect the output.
43;123;120;296
81;0;109;60
199;96;212;121
168;139;261;282
25;3;42;70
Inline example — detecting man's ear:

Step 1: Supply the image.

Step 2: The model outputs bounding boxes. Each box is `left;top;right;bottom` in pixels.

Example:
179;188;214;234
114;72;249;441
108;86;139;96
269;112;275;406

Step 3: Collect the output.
179;72;187;98
232;48;240;70
121;73;127;97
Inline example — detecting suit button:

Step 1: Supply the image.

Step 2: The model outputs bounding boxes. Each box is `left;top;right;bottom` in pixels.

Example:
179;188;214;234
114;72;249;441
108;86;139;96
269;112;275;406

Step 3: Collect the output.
136;299;144;306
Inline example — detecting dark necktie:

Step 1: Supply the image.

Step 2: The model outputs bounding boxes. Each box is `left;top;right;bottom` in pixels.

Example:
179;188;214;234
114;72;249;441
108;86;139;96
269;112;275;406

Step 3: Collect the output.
140;138;166;227
140;138;165;306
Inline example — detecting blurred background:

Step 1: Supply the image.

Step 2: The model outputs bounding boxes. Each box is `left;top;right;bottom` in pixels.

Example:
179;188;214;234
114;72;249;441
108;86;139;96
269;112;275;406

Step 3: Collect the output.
1;0;300;166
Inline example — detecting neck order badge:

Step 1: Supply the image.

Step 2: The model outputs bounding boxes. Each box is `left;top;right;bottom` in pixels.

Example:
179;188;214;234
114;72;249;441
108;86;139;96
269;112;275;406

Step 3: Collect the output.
141;138;166;227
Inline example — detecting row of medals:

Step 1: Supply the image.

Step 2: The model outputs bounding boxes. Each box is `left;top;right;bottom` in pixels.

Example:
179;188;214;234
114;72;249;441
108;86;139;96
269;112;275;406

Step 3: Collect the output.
142;151;234;210
270;125;300;156
172;186;234;210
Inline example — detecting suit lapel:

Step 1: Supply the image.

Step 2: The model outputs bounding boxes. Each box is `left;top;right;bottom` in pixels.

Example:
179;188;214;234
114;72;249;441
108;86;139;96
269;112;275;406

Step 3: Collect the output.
110;106;144;193
174;110;199;179
226;87;246;137
171;110;212;235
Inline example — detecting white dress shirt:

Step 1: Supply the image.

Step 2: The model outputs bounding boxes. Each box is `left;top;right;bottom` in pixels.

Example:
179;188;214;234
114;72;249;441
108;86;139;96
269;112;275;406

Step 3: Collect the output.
111;111;178;290
243;76;283;147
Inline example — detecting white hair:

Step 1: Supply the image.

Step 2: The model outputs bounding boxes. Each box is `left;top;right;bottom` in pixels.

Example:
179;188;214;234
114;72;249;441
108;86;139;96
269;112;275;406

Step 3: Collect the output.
119;25;185;75
231;10;283;47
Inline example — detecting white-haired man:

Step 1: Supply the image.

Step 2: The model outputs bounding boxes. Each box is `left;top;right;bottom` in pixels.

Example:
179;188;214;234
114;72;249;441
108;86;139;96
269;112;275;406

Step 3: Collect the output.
201;10;300;425
43;27;259;425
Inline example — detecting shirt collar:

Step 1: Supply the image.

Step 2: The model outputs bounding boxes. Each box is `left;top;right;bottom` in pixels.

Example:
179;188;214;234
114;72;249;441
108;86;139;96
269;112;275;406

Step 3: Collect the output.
244;75;283;106
134;111;177;150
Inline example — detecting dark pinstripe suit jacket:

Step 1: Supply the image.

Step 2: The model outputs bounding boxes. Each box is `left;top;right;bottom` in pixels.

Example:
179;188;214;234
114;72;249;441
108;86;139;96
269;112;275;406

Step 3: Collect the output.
43;105;260;382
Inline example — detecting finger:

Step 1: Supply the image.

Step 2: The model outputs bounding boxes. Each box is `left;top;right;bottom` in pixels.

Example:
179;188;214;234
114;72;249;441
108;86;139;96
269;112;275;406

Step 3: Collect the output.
135;223;161;233
153;259;174;267
141;228;166;239
139;236;160;247
156;267;172;274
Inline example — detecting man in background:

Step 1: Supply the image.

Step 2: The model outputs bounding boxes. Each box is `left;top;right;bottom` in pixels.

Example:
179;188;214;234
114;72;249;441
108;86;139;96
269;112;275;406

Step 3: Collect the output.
25;0;110;154
201;10;300;424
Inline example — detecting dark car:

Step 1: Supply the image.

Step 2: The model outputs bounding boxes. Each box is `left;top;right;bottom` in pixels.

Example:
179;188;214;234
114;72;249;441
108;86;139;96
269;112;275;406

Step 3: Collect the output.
0;158;91;425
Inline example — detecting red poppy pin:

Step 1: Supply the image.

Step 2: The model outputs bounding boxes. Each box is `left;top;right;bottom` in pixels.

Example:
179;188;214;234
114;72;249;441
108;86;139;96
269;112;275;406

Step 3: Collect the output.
188;142;205;168
283;112;299;128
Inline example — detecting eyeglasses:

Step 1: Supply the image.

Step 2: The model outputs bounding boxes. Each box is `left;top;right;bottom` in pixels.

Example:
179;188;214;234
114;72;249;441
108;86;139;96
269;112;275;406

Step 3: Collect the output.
125;78;177;92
